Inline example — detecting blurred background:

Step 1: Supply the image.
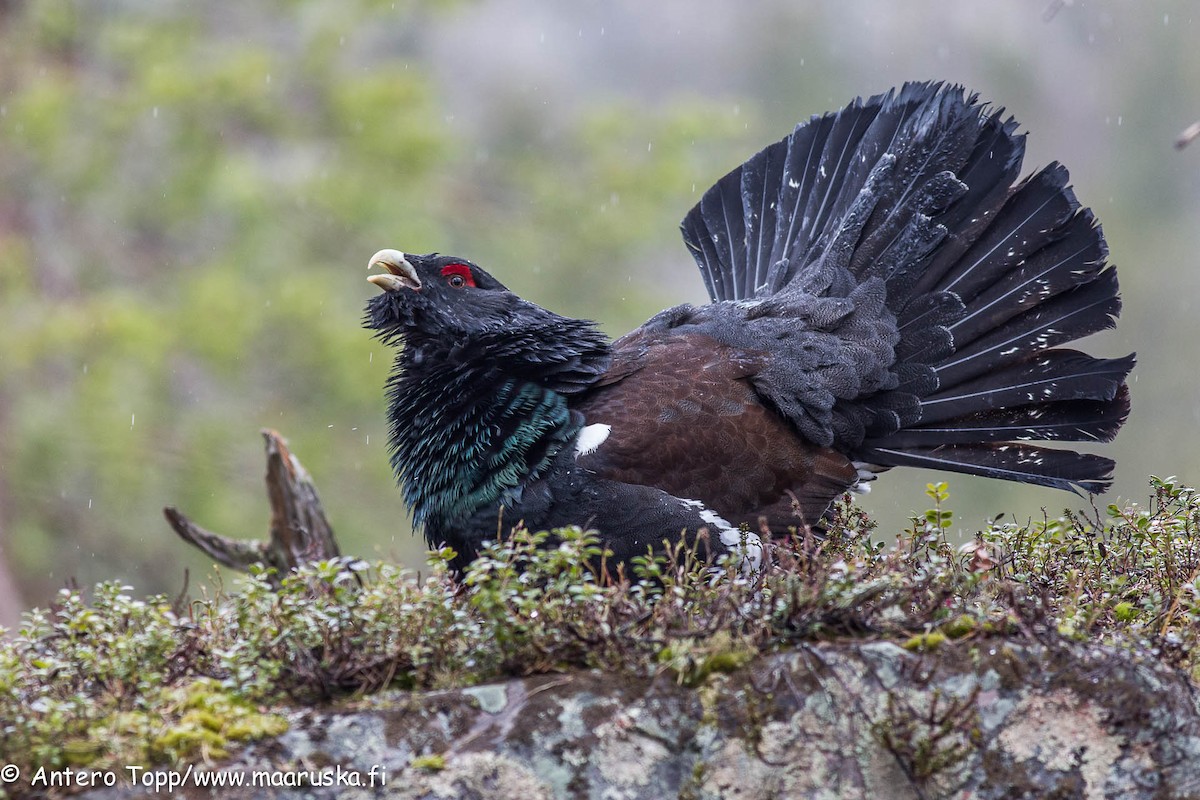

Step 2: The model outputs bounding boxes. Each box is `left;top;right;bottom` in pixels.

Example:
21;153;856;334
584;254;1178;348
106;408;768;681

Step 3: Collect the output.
0;0;1196;624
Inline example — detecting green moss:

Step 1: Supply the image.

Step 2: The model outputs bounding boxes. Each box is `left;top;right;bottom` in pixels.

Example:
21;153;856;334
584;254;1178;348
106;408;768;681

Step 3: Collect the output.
154;725;228;762
226;716;290;741
940;615;977;639
61;738;103;766
903;632;949;652
411;754;447;771
147;679;289;762
658;631;757;687
1113;601;1137;622
697;682;722;728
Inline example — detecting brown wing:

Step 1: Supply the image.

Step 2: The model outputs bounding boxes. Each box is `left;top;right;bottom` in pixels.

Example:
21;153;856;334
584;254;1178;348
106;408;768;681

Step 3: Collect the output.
574;327;858;534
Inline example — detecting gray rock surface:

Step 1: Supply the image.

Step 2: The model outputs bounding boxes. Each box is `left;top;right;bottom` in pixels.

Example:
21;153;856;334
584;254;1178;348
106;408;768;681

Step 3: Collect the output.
80;640;1200;800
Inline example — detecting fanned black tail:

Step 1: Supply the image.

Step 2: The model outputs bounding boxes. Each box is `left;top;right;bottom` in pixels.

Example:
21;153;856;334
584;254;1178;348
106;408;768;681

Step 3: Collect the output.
681;81;1132;494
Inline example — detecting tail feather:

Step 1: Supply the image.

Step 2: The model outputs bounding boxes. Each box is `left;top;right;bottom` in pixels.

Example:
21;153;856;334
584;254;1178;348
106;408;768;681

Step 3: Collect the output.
784;110;873;281
917;350;1133;424
932;270;1121;388
680;82;1132;497
852;173;960;289
685;172;747;301
741;138;788;298
914;114;1025;275
894;291;963;364
909;164;1072;301
946;208;1107;347
858;443;1117;494
683;81;1008;303
872;387;1130;448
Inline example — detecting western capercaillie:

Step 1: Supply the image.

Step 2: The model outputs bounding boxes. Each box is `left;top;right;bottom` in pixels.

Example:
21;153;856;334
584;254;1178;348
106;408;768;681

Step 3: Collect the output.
364;81;1132;573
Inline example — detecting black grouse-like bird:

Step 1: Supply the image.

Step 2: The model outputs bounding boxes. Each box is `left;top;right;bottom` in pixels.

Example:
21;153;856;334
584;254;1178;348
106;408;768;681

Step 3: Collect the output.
365;82;1133;572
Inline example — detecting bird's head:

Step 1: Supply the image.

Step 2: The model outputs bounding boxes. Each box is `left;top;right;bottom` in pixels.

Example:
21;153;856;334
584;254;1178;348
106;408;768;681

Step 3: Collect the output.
364;249;516;344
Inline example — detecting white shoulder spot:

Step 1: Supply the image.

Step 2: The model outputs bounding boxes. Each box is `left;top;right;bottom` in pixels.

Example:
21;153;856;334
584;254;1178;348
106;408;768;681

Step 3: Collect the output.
574;423;612;458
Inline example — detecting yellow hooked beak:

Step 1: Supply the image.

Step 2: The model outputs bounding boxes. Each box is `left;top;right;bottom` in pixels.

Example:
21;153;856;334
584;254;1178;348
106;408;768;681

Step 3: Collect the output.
367;249;422;292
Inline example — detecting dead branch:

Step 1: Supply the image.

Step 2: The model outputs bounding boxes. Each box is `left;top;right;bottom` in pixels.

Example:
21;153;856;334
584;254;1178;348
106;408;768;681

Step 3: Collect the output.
163;429;341;584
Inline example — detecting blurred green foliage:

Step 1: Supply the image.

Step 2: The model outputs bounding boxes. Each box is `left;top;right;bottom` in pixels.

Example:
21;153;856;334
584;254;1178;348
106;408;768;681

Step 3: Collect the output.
0;1;750;607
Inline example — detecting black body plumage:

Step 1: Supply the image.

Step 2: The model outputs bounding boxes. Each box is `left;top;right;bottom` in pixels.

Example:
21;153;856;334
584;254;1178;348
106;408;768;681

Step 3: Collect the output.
365;253;761;570
364;82;1132;571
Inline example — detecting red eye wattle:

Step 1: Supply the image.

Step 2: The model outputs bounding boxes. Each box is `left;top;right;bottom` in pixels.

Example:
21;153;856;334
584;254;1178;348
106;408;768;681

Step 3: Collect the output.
441;264;476;288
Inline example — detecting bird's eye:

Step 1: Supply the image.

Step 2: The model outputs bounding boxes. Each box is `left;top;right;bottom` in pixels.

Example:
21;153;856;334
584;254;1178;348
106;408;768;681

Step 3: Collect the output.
440;263;476;289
